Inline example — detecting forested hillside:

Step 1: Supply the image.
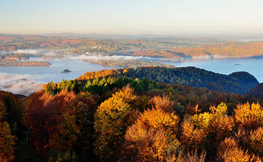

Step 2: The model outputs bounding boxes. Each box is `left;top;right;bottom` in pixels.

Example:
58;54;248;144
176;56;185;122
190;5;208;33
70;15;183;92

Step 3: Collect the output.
245;83;263;100
77;67;259;94
125;67;259;94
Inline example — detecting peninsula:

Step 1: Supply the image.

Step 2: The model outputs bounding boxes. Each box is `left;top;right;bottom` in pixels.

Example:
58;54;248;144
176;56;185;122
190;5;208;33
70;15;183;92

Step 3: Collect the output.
0;60;51;66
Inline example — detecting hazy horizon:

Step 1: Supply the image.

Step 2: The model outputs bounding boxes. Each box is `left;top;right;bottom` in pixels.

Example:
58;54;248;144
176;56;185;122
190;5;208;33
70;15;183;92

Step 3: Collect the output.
1;0;263;35
2;32;263;41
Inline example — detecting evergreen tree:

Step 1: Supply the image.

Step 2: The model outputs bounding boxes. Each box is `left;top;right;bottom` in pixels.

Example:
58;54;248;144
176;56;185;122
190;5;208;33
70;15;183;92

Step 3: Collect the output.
134;82;145;93
103;84;111;93
99;77;106;86
46;80;55;93
130;78;139;88
59;78;66;90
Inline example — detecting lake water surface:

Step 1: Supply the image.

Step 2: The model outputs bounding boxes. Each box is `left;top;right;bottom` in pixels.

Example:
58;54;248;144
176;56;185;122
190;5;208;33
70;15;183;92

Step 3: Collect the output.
162;57;263;82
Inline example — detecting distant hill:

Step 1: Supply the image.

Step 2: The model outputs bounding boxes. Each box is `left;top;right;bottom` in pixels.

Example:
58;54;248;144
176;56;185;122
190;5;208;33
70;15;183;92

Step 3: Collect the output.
40;33;159;39
245;83;263;99
130;41;263;60
77;66;259;94
0;34;230;52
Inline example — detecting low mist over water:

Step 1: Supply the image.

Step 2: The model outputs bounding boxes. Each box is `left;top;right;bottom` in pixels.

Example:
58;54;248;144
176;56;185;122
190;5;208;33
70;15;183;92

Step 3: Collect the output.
0;72;43;96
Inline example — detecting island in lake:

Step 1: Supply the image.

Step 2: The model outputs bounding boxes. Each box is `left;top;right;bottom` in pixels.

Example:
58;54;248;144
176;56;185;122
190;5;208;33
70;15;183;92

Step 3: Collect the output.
0;60;51;66
61;69;72;73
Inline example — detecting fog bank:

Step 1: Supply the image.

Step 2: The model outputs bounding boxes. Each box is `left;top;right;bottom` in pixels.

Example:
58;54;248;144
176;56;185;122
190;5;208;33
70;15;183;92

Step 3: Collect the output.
67;54;161;62
0;73;43;96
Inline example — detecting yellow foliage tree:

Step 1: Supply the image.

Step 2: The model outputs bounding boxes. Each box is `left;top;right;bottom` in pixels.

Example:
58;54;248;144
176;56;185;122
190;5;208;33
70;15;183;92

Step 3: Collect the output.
191;112;213;130
234;102;263;130
210;102;228;117
190;102;228;130
184;103;234;152
93;86;136;161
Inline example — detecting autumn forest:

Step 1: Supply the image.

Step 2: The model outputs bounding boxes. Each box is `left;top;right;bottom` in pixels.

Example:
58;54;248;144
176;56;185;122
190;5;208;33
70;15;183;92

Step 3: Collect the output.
1;66;263;161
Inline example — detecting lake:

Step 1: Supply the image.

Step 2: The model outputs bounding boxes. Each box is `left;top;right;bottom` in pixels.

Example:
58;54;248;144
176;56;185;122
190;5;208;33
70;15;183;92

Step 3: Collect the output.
162;57;263;82
0;58;120;83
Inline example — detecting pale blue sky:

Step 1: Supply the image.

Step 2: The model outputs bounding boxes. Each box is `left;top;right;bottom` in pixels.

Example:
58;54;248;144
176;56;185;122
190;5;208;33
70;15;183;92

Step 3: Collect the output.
1;0;263;35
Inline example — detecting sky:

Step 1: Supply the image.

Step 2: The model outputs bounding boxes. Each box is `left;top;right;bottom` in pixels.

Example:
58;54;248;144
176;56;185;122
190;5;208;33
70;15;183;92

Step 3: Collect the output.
1;0;263;35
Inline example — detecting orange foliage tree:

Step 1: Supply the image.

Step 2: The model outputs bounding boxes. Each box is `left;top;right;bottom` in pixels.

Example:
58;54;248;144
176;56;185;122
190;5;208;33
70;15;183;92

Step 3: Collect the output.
120;96;180;162
241;127;263;157
150;96;174;113
23;90;96;158
234;102;263;131
217;137;261;162
181;117;208;152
